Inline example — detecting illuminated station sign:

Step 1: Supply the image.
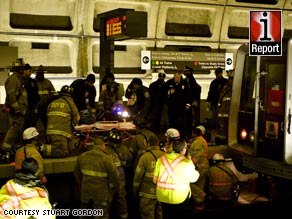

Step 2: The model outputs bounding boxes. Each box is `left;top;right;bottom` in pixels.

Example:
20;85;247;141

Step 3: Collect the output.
103;10;147;41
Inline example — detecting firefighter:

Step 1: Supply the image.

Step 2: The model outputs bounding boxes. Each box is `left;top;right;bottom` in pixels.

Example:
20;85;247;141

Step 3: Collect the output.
216;70;234;145
0;157;55;219
74;137;121;219
46;85;80;158
0;58;28;163
105;128;132;219
206;153;240;209
133;135;164;219
35;65;56;130
15;127;47;184
153;139;200;219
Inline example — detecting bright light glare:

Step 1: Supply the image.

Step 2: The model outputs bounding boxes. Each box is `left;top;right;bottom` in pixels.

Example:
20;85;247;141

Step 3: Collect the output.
240;129;248;140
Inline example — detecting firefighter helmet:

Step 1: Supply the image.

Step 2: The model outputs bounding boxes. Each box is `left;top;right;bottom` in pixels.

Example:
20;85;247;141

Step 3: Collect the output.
11;58;25;72
213;153;225;162
23;127;39;140
165;128;180;140
196;125;206;135
60;85;73;95
108;128;122;144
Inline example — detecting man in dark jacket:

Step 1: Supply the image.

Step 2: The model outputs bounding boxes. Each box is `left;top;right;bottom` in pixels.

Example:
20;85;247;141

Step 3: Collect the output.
165;70;191;139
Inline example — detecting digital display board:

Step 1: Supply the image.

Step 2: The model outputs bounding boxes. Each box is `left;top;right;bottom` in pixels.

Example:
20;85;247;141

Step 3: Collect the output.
102;10;147;41
105;15;126;38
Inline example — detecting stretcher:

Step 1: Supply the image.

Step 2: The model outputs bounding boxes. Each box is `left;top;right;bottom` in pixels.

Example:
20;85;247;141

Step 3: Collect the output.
74;120;137;149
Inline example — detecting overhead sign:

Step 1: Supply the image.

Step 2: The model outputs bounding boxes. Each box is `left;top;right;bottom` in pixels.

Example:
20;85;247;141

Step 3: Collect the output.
102;9;147;41
249;10;282;56
141;51;228;71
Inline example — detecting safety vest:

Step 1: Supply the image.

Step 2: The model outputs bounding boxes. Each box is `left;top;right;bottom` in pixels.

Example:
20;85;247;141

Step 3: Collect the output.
153;153;199;204
0;180;55;219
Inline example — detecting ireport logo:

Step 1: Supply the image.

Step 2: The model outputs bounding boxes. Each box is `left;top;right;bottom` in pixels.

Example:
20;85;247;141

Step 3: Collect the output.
249;10;282;56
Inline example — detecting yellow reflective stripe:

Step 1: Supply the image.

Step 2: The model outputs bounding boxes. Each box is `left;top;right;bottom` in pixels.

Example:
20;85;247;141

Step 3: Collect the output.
139;192;156;199
114;161;121;166
38;90;50;95
218;114;229;117
145;172;154;178
11;102;19;108
222;97;231;101
81;169;108;177
47;111;71;118
46;130;72;138
157;182;189;190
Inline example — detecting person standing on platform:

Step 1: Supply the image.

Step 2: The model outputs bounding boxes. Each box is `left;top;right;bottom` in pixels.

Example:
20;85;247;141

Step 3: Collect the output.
125;78;151;124
133;135;164;219
216;70;234;144
153;139;199;219
98;72;124;121
74;137;121;219
183;66;201;137
206;67;228;134
165;71;191;139
70;74;97;113
148;71;168;134
46;85;80;158
35;65;56;129
0;58;28;163
23;63;39;128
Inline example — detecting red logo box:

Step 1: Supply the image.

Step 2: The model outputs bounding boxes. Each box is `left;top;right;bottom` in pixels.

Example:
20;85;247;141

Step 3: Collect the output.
249;10;282;56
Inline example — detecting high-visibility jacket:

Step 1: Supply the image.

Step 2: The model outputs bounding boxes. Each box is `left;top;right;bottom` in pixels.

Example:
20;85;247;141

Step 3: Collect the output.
47;94;80;138
153;152;200;204
133;147;164;199
0;177;55;219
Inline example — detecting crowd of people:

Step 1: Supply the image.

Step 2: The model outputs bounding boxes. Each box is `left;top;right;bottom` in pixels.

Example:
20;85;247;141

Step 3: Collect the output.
0;58;238;218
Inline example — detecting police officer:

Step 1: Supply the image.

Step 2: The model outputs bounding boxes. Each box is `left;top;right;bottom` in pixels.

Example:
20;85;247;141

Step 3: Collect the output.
148;71;168;134
1;58;28;163
165;70;191;139
46;85;80;157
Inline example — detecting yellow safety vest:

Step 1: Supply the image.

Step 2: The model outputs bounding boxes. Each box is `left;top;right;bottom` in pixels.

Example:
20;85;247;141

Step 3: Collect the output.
0;179;55;219
153;153;199;204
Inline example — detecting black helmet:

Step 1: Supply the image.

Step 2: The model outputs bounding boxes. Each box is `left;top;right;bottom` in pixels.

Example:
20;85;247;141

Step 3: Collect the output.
22;157;38;175
60;85;73;95
108;128;122;144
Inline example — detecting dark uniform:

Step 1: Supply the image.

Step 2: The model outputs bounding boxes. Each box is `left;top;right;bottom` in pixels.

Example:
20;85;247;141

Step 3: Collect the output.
125;78;151;123
183;66;201;135
148;72;167;134
206;67;228;132
165;72;191;138
46;85;80;157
